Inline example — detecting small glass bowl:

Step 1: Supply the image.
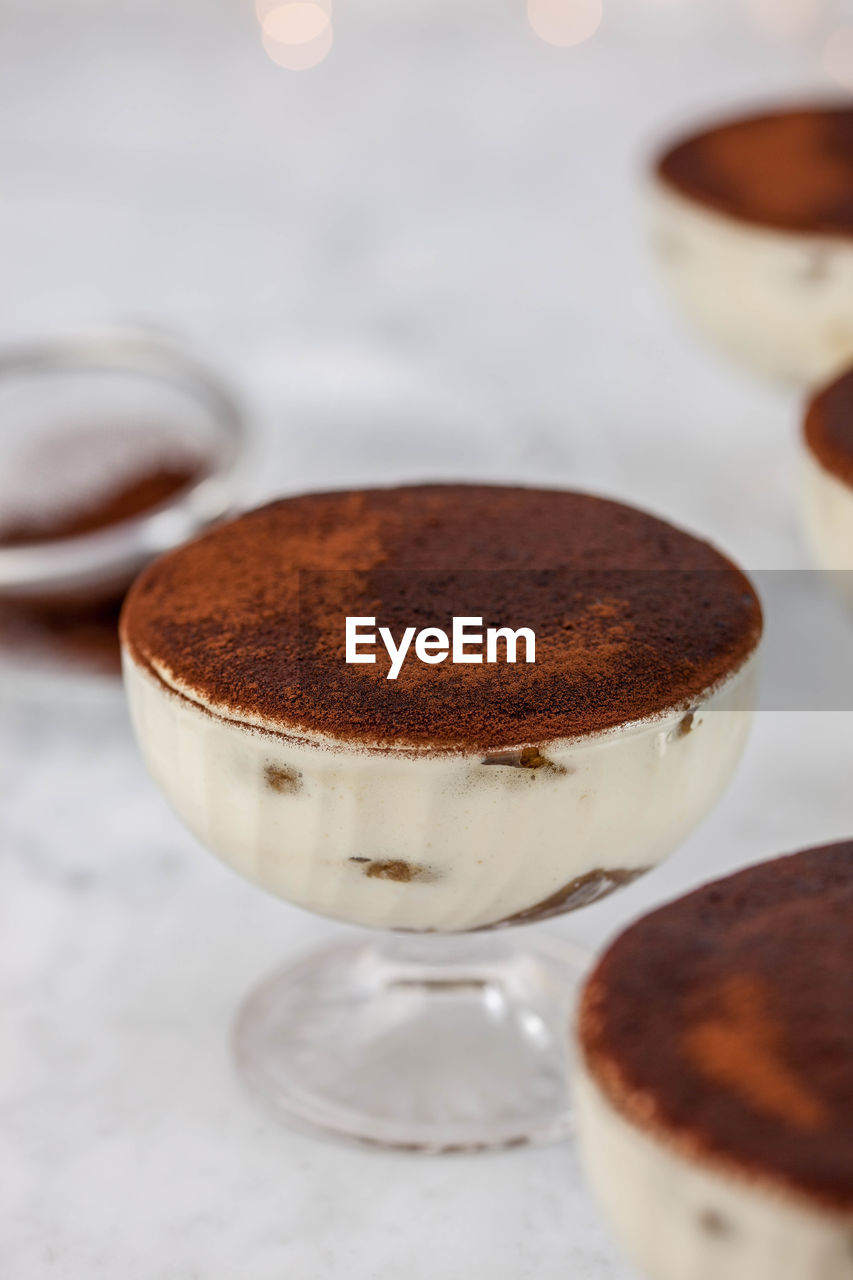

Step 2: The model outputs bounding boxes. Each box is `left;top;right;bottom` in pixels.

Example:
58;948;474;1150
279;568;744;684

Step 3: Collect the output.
0;328;247;601
0;328;248;689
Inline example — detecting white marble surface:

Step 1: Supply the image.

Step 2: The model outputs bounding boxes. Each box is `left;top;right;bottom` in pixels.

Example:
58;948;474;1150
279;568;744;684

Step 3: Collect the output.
2;2;853;1277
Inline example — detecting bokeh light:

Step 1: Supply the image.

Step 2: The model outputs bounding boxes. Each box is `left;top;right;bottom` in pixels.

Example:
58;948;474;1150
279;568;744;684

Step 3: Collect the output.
256;0;330;18
527;0;603;47
824;26;853;89
261;2;333;70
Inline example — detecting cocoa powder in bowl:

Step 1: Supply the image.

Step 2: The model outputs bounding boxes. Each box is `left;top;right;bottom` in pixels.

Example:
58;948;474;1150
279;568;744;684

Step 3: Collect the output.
0;425;209;675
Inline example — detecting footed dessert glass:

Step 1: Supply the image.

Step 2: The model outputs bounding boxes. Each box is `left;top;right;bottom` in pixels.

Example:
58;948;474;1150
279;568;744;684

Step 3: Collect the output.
121;483;762;1153
123;647;758;1153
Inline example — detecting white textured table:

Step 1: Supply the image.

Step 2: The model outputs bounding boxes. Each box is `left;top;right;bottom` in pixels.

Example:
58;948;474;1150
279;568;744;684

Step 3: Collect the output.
3;3;853;1277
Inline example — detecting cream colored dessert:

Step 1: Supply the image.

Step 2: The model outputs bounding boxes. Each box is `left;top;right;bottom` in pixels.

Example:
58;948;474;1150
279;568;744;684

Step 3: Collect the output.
124;654;757;932
652;105;853;383
576;843;853;1280
121;484;762;934
801;364;853;604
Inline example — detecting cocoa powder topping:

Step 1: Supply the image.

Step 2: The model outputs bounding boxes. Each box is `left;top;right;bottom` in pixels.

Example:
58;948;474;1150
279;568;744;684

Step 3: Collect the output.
658;104;853;237
120;484;761;751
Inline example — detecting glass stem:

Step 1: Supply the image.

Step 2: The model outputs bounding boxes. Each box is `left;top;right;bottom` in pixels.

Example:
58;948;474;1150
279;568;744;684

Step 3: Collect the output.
379;929;514;970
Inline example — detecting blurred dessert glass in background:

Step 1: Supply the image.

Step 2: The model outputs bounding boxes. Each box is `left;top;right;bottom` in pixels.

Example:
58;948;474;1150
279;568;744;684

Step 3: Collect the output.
576;842;853;1280
651;104;853;383
0;330;246;683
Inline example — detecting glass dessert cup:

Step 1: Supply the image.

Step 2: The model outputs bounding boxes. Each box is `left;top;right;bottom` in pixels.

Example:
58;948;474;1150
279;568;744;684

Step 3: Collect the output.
649;106;853;385
122;650;758;1154
649;180;853;385
0;328;246;690
574;842;853;1280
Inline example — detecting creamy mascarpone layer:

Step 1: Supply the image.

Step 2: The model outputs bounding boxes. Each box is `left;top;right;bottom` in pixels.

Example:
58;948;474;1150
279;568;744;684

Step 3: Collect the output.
651;182;853;384
576;1065;853;1280
801;451;853;611
124;651;757;933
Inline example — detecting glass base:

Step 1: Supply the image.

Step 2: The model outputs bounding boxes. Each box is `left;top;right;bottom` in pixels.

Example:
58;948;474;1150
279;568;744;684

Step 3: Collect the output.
233;931;588;1153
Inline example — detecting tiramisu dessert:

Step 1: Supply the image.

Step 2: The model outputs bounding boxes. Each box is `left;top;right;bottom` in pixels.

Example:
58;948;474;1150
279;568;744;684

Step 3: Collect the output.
577;842;853;1280
121;483;762;1149
652;104;853;382
802;364;853;600
121;484;761;935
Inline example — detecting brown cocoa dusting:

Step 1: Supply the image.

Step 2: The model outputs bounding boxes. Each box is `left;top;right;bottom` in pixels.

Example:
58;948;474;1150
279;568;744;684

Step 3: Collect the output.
683;974;827;1132
264;763;302;794
481;866;650;928
121;485;762;752
658;104;853;237
805;365;853;489
579;841;853;1212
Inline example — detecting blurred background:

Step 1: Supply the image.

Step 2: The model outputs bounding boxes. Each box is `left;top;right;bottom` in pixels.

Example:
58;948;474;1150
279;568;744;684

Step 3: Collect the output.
0;0;849;530
2;3;852;1278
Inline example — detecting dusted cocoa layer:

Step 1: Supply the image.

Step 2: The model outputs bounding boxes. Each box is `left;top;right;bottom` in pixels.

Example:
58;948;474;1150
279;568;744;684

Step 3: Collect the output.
658;105;853;238
805;365;853;488
579;842;853;1212
121;484;761;751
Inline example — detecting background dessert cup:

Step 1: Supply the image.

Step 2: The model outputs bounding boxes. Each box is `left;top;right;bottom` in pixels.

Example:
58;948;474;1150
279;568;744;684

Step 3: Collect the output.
576;842;853;1280
651;105;853;383
121;483;762;1152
